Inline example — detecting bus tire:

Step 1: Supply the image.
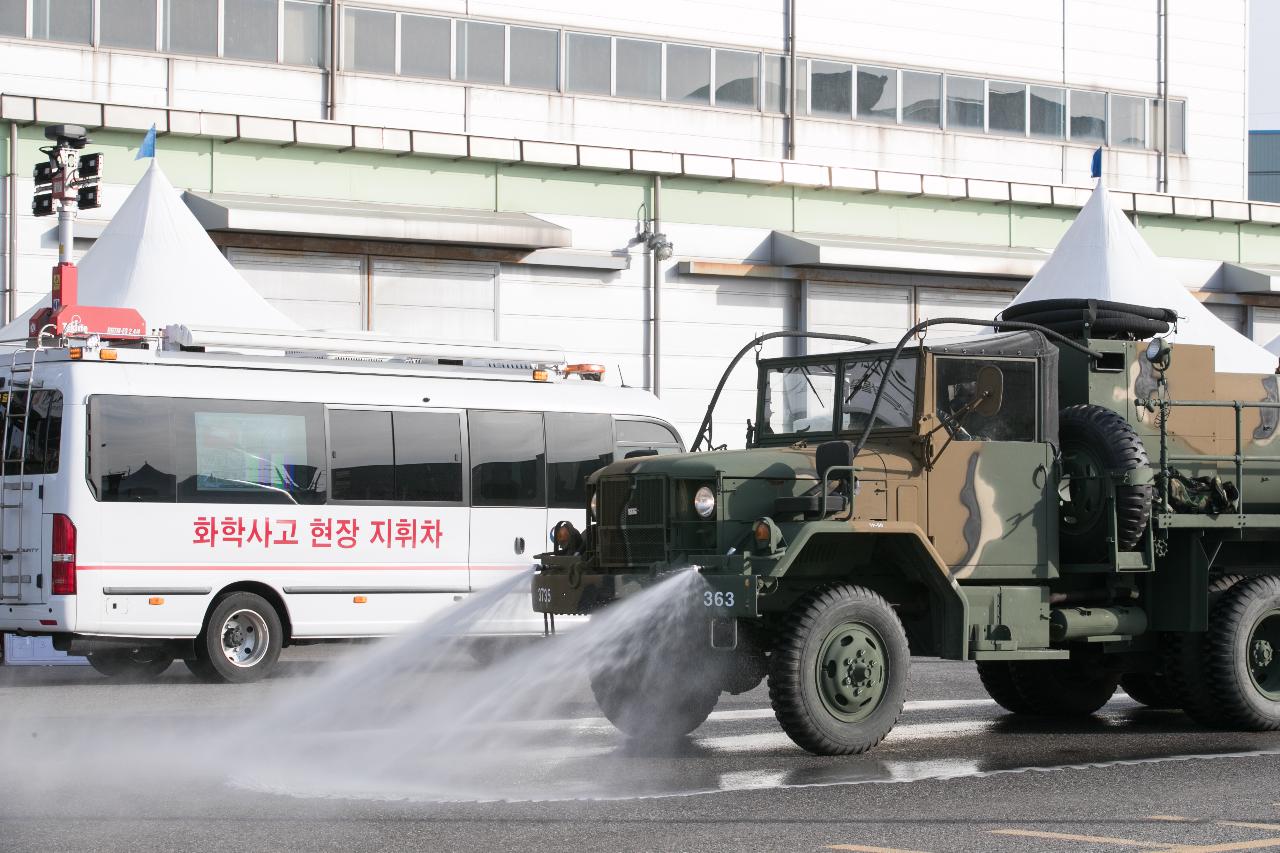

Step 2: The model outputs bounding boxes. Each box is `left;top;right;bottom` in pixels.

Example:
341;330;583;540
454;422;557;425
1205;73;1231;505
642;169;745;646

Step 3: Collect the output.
86;648;174;681
1205;575;1280;730
193;592;284;684
769;584;909;755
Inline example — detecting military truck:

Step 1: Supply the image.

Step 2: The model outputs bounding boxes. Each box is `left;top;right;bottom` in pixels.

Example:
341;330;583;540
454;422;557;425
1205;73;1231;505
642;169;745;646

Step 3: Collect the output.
533;300;1280;755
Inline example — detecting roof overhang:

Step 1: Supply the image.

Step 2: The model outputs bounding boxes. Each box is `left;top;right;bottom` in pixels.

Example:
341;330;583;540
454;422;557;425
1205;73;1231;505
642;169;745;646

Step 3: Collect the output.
183;192;572;250
1221;262;1280;294
771;231;1049;278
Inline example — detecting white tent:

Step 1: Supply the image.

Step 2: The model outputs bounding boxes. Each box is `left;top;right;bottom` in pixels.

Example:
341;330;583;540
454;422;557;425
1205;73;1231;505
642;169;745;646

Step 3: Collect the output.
1007;180;1277;375
1;159;298;342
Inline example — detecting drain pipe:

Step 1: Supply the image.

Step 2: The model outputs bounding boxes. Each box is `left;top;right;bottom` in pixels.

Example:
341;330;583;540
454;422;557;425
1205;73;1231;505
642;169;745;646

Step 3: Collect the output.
787;0;797;160
327;0;339;121
6;120;16;325
1157;0;1169;192
652;174;662;397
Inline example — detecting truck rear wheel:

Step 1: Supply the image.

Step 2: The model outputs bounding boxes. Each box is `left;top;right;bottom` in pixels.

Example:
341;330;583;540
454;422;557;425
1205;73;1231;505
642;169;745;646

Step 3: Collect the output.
769;584;909;755
1205;575;1280;730
1165;575;1244;725
1119;671;1178;709
1009;659;1118;715
976;661;1036;714
86;648;174;681
190;592;284;684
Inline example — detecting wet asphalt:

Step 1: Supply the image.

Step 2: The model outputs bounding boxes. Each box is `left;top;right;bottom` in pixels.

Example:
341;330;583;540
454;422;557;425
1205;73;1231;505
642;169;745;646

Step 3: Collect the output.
2;646;1279;853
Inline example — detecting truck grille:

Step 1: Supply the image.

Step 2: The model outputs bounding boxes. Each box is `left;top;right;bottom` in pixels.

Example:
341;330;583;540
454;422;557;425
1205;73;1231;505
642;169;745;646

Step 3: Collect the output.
597;476;667;566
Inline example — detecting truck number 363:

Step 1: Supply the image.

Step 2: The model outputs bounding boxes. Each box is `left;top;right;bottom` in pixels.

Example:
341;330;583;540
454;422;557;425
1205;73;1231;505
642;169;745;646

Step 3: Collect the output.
703;591;734;608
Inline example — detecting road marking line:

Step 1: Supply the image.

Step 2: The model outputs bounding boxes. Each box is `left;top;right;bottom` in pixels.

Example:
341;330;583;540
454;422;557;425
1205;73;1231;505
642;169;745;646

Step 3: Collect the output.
1154;839;1280;853
988;828;1154;847
1146;816;1196;822
824;840;936;845
1218;822;1280;832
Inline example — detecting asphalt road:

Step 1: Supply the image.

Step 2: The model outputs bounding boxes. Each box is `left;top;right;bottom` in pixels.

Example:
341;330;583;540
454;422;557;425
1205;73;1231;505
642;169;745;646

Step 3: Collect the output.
3;645;1280;853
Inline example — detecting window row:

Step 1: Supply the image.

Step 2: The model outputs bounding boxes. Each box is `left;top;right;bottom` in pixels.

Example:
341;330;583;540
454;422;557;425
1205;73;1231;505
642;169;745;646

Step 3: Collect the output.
87;395;682;507
0;0;1186;152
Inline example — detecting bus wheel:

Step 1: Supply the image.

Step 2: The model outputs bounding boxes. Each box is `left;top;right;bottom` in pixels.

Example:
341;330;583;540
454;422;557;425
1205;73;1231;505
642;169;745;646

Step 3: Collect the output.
1008;659;1118;715
86;648;174;681
1206;575;1280;731
769;585;909;756
192;592;284;684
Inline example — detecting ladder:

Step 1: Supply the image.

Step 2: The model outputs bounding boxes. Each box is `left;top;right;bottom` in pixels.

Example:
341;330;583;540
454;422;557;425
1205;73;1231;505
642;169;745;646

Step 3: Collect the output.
0;347;41;601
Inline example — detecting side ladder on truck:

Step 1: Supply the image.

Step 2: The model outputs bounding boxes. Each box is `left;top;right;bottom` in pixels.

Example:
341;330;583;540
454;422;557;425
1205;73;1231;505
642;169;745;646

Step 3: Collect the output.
0;347;42;601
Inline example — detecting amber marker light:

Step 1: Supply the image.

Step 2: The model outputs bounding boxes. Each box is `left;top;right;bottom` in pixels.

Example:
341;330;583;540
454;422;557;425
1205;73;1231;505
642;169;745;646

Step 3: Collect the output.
532;369;550;382
148;597;164;606
68;347;83;360
99;349;117;361
353;595;368;604
754;521;771;544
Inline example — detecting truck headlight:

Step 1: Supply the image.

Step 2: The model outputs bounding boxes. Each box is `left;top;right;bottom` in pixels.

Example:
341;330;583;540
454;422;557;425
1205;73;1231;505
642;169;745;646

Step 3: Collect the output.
693;485;716;518
589;490;598;520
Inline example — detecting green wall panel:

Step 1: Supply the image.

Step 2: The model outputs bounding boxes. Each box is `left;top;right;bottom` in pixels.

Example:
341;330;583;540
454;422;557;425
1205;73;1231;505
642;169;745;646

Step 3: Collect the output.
1240;223;1280;265
661;177;793;230
1137;217;1241;262
794;189;1009;245
1010;205;1074;250
498;165;650;218
212;143;496;208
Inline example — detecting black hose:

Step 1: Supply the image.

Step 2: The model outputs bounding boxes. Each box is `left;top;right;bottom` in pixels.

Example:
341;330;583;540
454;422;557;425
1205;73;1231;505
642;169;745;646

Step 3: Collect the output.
691;330;877;452
850;317;1102;458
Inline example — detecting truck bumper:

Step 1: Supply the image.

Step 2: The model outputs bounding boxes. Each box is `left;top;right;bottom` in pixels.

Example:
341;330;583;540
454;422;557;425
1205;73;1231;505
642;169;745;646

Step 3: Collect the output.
532;558;759;619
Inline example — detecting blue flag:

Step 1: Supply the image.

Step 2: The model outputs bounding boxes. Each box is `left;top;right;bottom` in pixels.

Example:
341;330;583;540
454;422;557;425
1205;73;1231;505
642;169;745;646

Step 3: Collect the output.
135;124;156;160
1090;146;1102;179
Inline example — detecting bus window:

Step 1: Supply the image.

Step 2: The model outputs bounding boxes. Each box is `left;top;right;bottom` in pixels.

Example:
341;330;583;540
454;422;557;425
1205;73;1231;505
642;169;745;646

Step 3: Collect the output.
330;410;396;501
4;389;63;475
546;412;613;508
469;411;545;507
174;399;326;505
88;396;176;502
393;411;463;503
615;418;683;456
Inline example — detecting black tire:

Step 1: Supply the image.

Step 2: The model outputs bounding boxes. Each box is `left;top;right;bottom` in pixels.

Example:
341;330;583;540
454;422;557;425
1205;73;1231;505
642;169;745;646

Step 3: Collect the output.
1165;575;1244;725
86;648;174;681
1119;671;1178;709
1205;575;1280;730
1002;299;1177;324
769;585;909;755
1008;659;1119;715
1059;404;1152;562
192;592;284;684
976;661;1037;714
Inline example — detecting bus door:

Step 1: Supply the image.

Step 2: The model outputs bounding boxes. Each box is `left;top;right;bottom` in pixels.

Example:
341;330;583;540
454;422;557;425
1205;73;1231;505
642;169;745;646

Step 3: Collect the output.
466;411;549;592
0;388;61;604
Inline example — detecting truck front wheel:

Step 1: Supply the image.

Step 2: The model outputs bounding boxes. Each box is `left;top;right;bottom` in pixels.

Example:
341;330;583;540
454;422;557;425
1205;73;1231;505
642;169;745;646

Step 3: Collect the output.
769;584;909;755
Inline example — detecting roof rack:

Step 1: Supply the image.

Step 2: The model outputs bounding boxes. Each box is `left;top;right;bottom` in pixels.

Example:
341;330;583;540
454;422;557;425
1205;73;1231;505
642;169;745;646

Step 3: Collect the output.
161;324;565;371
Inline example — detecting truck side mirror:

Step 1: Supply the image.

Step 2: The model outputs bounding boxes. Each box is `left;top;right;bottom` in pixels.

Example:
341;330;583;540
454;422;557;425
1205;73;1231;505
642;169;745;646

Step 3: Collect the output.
974;365;1004;417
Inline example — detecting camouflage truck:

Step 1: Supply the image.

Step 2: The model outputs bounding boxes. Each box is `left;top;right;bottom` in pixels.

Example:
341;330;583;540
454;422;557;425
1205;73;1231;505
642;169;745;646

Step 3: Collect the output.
533;304;1280;755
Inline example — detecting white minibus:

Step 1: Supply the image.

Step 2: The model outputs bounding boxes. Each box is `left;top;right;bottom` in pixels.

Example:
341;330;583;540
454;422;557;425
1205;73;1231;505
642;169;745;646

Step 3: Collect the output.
0;326;682;682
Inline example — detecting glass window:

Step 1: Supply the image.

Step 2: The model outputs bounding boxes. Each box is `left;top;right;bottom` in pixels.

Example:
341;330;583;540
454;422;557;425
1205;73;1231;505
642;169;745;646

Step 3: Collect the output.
666;43;710;104
163;0;217;55
224;0;277;62
469;411;545;507
901;70;940;127
283;0;327;67
988;80;1026;134
1070;90;1106;142
763;55;787;113
762;363;837;436
456;19;504;84
32;0;91;44
946;75;984;131
329;410;395;501
393;412;463;503
857;65;897;122
615;37;660;99
616;419;682;447
810;60;851;117
509;26;557;90
1111;94;1146;148
1153;99;1186;155
175;400;327;504
0;0;23;37
566;32;610;95
343;7;394;74
100;0;157;50
546;413;613;507
400;15;449;79
3;390;62;476
88;396;176;503
715;49;758;109
841;355;917;431
935;358;1036;442
1029;85;1065;138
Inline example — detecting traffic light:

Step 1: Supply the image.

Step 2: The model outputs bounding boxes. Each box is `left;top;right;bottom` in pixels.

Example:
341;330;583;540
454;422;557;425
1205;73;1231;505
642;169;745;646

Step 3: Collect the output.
33;161;53;187
76;185;100;210
77;152;102;179
32;193;53;216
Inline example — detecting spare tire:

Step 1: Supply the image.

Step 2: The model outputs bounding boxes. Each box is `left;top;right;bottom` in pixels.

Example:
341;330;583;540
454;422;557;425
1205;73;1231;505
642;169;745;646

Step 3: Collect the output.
1001;299;1174;340
1059;404;1152;562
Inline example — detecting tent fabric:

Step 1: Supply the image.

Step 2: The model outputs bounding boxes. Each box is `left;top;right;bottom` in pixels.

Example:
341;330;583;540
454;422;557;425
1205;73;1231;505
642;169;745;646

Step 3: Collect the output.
1005;180;1278;375
0;159;298;342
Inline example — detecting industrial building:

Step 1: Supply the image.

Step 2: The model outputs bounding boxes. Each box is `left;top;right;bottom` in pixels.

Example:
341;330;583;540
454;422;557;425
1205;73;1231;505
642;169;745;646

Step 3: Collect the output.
1;0;1277;444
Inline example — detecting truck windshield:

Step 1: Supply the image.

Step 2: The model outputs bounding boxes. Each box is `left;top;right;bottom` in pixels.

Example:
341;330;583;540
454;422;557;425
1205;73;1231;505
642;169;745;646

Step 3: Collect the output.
762;362;837;436
841;354;917;431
